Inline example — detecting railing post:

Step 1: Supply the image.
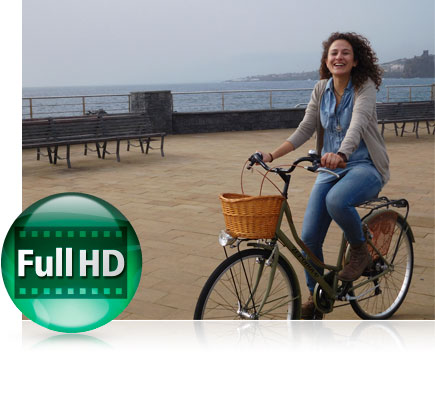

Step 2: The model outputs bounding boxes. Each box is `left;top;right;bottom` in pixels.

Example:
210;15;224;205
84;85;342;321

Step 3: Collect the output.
431;84;435;101
270;91;272;108
29;98;33;119
82;96;86;115
409;87;412;102
387;87;390;102
221;93;224;110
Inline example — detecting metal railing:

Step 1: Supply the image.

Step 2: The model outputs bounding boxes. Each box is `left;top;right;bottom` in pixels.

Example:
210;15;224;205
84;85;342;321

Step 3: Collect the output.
22;94;130;119
22;84;435;119
171;88;314;111
385;84;434;102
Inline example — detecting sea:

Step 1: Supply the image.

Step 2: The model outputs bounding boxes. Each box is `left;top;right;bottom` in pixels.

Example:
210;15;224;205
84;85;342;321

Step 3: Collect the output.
22;77;434;119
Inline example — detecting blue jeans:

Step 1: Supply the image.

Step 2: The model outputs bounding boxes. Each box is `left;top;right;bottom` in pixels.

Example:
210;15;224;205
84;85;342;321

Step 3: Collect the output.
301;165;383;293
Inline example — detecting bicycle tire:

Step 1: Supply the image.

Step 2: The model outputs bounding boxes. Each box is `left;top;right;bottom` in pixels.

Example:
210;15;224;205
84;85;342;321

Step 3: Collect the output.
349;210;414;320
194;248;301;320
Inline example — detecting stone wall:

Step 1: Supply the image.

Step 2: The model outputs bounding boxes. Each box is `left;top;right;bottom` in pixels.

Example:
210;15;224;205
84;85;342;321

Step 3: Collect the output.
130;91;173;133
172;108;305;134
130;90;306;134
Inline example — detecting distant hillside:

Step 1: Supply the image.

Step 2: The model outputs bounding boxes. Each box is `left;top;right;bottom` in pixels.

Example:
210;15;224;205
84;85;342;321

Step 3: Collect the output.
228;51;434;82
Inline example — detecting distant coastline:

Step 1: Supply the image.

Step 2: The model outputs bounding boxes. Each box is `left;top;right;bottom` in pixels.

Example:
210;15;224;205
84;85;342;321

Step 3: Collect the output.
227;51;435;82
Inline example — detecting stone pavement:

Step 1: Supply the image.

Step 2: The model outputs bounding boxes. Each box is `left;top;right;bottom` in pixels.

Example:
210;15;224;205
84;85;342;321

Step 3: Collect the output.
22;125;434;319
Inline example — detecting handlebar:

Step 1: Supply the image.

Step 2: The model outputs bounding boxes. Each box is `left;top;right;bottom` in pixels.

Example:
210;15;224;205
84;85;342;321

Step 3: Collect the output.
247;150;346;178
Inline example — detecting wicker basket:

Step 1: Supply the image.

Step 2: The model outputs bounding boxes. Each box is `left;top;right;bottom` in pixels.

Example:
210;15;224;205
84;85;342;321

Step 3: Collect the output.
219;193;285;239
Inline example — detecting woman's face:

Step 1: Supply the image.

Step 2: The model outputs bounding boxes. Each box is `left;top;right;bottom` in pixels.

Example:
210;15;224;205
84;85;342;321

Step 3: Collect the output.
326;39;357;79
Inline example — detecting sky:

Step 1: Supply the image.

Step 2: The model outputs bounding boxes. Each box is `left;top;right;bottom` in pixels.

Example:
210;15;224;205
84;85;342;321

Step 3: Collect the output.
22;0;435;87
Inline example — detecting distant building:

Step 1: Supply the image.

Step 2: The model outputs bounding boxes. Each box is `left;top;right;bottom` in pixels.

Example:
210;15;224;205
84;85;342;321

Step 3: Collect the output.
404;51;434;78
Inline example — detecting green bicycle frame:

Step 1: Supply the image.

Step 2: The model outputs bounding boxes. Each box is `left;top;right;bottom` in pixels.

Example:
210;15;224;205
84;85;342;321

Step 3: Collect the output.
246;198;406;316
275;201;343;299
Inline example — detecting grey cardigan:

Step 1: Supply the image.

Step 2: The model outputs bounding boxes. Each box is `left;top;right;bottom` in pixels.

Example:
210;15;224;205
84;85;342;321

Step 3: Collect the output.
287;78;390;184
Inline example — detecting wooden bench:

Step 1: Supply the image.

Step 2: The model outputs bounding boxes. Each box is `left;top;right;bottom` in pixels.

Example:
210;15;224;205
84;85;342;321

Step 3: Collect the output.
376;100;434;138
22;113;166;168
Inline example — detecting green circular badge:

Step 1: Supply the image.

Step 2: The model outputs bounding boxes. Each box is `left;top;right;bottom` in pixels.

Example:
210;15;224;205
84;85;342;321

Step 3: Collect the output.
1;193;142;333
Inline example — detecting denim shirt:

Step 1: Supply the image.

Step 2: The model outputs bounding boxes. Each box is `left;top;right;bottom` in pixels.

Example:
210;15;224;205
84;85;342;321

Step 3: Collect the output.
318;78;382;185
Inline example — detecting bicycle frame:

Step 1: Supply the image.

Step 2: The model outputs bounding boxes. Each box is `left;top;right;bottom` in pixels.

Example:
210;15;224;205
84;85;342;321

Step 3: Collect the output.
241;196;409;316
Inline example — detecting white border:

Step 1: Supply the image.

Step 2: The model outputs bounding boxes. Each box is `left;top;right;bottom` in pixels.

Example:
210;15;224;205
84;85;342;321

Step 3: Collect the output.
1;2;433;399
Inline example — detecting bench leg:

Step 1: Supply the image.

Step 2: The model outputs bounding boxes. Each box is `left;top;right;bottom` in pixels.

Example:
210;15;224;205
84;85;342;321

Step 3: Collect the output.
96;142;102;158
46;147;52;164
146;138;151;154
56;146;61;165
400;123;405;137
415;121;419;139
66;145;71;168
37;148;41;161
160;136;165;157
394;123;399;136
84;143;88;156
126;139;145;153
381;124;385;137
116;140;121;162
102;142;108;159
51;146;56;164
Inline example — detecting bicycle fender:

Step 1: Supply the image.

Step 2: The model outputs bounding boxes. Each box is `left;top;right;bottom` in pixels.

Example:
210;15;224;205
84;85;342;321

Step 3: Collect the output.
278;253;302;296
362;210;415;243
397;214;415;243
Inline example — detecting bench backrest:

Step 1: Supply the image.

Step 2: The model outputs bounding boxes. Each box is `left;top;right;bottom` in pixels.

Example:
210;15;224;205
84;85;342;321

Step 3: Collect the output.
376;101;435;121
100;113;152;137
22;118;56;145
23;113;154;145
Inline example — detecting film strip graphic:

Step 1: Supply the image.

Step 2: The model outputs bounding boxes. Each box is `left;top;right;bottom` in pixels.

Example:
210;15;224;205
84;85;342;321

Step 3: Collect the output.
14;227;127;299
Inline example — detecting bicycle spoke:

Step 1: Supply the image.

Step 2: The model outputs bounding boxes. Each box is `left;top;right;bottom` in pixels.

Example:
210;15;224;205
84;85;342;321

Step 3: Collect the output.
196;250;297;320
240;257;258;314
228;267;242;305
206;289;238;312
258;296;296;317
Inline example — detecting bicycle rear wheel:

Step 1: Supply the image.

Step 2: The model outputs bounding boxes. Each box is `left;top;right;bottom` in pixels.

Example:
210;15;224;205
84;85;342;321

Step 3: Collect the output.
349;210;414;319
194;248;301;320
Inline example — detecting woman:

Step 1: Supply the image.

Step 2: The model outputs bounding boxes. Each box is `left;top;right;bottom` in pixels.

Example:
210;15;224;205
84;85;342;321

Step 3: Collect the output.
257;32;389;319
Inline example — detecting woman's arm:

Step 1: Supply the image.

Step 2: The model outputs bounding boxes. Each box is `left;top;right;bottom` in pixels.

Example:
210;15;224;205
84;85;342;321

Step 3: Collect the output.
286;80;324;149
338;79;377;160
257;141;295;163
257;80;326;163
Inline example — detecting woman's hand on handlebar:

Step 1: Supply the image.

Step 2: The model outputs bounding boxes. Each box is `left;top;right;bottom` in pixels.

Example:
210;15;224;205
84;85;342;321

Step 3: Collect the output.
253;142;295;165
321;152;346;169
255;150;273;163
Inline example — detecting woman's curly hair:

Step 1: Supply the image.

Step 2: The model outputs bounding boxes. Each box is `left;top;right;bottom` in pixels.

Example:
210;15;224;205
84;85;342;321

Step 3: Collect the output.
319;32;383;90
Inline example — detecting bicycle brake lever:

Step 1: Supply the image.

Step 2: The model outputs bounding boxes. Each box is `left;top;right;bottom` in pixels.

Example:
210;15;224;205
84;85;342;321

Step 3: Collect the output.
306;158;321;173
316;167;340;178
247;152;266;170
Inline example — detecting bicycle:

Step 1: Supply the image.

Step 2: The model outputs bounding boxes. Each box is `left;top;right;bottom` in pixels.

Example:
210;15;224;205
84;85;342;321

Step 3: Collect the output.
194;151;414;320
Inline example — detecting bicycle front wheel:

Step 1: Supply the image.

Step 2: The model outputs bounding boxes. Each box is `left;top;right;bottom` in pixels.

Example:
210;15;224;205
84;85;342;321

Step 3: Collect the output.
349;210;414;319
194;248;301;320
